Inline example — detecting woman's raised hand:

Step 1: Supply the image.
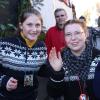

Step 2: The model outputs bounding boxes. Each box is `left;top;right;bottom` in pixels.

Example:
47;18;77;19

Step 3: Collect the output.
49;47;63;71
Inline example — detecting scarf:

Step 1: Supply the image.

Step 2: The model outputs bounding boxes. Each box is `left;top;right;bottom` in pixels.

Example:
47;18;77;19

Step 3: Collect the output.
62;43;92;81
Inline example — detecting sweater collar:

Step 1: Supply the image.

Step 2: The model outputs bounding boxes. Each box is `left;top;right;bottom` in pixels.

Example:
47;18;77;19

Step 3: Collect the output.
20;32;36;48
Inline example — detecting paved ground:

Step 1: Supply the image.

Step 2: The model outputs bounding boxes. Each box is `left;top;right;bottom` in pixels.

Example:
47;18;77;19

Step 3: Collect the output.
37;77;48;100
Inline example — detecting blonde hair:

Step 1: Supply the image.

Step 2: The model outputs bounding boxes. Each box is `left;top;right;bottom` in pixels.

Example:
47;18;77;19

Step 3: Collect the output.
64;20;88;33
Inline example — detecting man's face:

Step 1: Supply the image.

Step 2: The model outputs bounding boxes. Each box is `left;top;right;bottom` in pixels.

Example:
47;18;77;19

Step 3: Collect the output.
55;10;67;29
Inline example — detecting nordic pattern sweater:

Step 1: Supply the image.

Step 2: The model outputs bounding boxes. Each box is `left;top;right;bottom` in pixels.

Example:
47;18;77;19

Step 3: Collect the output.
0;35;47;100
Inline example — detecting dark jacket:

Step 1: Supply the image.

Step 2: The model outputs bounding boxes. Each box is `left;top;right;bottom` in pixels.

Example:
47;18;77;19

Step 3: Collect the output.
48;47;100;100
93;61;100;99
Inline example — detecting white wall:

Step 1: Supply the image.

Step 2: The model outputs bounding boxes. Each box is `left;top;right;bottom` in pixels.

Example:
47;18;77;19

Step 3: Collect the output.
72;0;100;27
34;0;73;30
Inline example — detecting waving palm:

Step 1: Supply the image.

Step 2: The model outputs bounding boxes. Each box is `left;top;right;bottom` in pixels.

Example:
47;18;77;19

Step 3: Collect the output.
49;47;63;71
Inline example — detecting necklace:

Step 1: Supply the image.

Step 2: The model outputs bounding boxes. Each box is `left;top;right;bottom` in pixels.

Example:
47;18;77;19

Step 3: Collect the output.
78;77;89;100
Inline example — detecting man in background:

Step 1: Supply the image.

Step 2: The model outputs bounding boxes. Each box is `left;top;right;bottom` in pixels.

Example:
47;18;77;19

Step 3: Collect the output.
45;8;68;55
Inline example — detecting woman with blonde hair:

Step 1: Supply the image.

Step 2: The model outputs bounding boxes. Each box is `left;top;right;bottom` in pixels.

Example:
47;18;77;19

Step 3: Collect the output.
47;20;100;100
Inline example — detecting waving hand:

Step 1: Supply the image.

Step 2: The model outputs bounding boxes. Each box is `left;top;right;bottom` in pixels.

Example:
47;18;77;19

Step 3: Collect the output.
49;47;63;71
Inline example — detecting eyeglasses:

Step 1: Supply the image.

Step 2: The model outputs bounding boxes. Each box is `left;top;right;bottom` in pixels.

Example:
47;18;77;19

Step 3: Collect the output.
55;14;65;18
65;31;84;37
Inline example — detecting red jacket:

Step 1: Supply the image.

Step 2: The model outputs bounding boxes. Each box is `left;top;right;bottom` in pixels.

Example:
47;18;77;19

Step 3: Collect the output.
45;26;66;55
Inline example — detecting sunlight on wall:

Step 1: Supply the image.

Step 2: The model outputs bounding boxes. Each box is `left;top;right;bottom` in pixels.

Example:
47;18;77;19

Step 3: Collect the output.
34;0;73;30
72;0;100;27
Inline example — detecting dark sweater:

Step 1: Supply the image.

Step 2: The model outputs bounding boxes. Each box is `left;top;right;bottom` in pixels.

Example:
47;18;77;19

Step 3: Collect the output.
93;61;100;99
0;34;47;100
48;48;100;100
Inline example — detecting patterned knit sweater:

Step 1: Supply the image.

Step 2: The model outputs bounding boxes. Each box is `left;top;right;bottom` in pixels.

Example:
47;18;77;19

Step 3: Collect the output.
0;35;47;100
47;47;100;100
